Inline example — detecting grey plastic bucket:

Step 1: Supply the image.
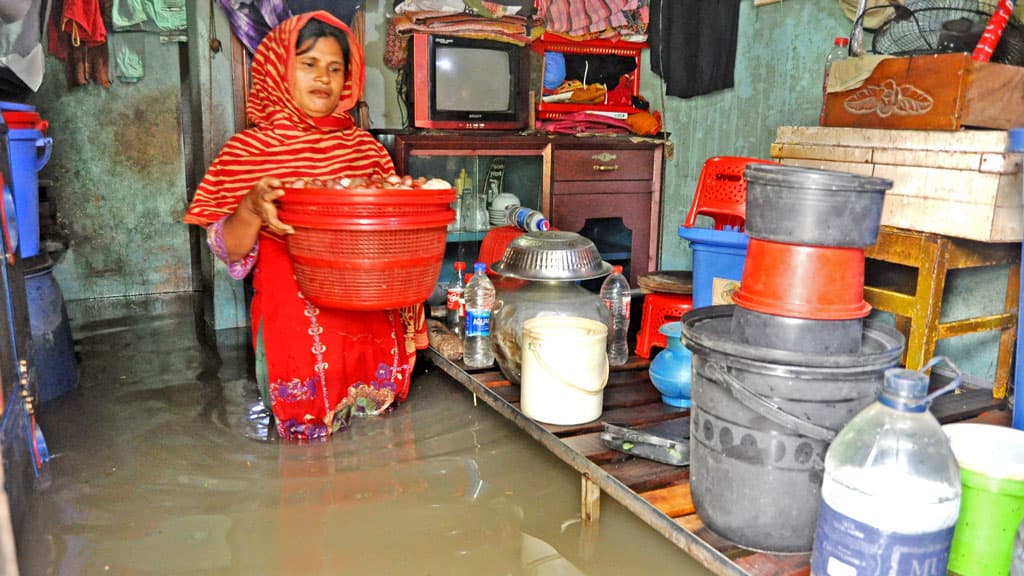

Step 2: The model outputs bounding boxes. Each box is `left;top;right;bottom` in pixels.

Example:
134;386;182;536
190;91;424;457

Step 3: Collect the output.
680;305;904;553
729;305;863;354
743;164;892;247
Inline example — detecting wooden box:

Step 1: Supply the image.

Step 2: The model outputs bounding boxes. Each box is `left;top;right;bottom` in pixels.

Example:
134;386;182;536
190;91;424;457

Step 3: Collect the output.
771;126;1023;243
821;52;1024;131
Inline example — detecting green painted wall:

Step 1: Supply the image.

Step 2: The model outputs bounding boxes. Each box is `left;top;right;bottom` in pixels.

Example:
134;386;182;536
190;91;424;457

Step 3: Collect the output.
28;36;190;301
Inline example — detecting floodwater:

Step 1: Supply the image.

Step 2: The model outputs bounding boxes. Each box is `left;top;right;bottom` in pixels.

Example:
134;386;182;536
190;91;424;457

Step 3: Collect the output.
15;295;712;575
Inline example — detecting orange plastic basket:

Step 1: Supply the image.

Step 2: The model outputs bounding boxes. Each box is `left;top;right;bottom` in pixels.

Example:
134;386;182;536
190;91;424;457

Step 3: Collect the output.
278;186;456;310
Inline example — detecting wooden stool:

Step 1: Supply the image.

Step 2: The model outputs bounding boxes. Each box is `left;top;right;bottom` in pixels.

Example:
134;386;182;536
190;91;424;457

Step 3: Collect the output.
863;226;1020;398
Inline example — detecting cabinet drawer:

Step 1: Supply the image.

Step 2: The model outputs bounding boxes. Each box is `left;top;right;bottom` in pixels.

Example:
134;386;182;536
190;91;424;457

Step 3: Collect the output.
552;149;655;182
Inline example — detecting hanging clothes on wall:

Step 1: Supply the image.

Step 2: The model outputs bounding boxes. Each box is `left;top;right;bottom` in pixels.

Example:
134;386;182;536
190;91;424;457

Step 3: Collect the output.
47;0;112;87
0;0;49;96
649;0;740;99
112;0;185;32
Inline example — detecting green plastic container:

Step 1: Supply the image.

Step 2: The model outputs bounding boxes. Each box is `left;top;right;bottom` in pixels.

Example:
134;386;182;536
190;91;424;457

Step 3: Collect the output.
945;423;1024;576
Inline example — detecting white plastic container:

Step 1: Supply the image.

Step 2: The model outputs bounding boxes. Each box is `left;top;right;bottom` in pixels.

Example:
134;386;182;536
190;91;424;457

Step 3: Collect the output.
520;316;608;425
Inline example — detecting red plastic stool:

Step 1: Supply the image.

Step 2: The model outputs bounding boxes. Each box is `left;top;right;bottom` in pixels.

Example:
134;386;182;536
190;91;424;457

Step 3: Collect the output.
635;292;695;359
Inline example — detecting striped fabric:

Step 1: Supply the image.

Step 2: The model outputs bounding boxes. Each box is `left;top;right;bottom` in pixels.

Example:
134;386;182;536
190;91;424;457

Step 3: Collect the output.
539;0;640;36
183;11;427;441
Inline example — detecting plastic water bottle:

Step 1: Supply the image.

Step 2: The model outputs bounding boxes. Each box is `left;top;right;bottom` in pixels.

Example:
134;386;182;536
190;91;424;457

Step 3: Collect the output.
600;265;631;366
505;206;551;232
446;261;467;339
463;262;495;367
810;360;962;576
821;36;849;122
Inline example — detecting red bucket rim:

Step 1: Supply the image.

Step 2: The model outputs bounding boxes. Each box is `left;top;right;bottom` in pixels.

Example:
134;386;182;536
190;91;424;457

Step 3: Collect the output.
2;111;45;131
280;186;456;206
733;239;870;320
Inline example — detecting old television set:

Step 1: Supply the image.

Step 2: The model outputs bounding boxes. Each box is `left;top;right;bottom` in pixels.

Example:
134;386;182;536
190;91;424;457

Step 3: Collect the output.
408;33;531;130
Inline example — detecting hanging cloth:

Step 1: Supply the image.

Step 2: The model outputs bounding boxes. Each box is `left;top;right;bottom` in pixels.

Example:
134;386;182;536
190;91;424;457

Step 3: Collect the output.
47;0;111;87
649;0;740;99
0;0;48;94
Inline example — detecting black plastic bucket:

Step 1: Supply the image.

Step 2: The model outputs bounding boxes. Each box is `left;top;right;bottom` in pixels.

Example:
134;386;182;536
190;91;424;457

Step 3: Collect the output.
681;305;904;553
729;305;863;354
743;164;892;247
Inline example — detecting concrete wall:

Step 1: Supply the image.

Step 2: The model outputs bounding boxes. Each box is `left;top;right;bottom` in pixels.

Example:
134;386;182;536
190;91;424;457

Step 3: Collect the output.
28;36;191;301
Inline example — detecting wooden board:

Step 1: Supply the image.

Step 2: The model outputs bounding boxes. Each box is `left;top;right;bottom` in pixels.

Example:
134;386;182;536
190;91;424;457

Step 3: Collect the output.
772;126;1024;243
821;52;1024;131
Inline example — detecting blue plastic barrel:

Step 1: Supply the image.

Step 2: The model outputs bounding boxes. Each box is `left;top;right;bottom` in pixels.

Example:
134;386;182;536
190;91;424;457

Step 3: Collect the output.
24;258;77;404
1;102;52;259
678;226;749;308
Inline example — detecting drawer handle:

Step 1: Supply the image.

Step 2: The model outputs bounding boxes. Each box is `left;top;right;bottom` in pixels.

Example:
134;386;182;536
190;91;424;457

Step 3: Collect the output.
593;164;619;172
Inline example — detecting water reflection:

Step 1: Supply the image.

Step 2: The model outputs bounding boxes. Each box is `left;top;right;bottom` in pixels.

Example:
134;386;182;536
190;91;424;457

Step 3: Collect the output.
15;295;709;575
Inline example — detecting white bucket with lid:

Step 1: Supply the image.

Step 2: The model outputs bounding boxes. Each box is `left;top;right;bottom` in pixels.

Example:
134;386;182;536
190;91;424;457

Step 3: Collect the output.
521;316;609;425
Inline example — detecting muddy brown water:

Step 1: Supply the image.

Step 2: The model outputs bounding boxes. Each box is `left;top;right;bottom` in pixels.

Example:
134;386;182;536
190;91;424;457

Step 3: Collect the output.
15;295;711;575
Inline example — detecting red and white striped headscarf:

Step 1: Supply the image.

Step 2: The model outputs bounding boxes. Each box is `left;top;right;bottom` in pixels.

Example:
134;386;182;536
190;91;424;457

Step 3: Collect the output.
184;10;392;231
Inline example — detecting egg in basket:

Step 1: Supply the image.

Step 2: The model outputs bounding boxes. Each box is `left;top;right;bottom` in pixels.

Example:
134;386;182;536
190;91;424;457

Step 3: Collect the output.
276;175;455;310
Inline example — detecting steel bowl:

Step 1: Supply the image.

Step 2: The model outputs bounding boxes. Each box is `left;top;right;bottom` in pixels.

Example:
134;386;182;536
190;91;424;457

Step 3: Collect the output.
491;231;612;281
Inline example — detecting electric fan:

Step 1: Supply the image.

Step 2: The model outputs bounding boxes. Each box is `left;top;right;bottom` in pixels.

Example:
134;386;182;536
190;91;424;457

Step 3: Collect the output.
869;0;1024;66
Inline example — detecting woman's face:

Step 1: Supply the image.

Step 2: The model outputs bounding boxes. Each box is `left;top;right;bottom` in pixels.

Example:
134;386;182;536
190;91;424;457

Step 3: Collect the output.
292;36;347;118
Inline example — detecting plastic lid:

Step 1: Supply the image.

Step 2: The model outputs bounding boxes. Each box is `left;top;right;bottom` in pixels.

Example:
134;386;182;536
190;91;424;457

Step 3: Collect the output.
879;367;929;413
1009;128;1024;152
454;261;466;271
612;265;623;274
473;262;487;274
834;37;849;47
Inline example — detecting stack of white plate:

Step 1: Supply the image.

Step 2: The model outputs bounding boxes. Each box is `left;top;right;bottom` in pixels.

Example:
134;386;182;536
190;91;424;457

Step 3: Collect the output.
490;193;521;226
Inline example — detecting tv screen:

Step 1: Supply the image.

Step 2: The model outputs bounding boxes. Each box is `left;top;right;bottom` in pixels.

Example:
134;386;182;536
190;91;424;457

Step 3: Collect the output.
434;46;512;113
410;33;530;130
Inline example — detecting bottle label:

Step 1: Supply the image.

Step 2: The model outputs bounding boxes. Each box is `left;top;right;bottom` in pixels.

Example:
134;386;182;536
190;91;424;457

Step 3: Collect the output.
465;309;491;337
810;499;954;576
446;288;463;311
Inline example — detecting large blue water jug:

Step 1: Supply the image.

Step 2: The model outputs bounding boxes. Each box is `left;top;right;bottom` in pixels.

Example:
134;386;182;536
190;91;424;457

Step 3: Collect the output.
0;102;52;259
24;256;77;404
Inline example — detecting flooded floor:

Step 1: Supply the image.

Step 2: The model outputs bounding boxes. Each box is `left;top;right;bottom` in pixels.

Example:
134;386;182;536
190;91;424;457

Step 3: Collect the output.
15;294;712;575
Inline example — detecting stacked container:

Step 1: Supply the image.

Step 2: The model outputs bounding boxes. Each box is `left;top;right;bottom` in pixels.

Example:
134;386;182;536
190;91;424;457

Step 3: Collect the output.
681;163;906;553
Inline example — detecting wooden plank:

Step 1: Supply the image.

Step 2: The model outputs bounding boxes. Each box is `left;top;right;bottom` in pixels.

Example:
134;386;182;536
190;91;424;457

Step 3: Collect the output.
541;402;688;437
963;55;1024;130
640;483;695;518
776;124;1015;153
933;387;1005;423
822;53;1024;130
602;457;688;493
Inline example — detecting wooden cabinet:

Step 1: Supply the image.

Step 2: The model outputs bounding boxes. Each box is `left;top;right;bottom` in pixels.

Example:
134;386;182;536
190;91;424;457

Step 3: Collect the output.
385;131;663;288
548;143;662;285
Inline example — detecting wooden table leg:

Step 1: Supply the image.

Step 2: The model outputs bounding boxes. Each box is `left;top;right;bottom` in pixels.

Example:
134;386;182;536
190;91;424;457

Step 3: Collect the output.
905;236;948;371
581;474;600;526
995;259;1021;399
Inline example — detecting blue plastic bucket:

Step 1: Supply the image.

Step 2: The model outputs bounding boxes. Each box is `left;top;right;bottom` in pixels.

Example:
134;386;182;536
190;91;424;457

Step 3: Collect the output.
1;102;52;259
678;226;749;308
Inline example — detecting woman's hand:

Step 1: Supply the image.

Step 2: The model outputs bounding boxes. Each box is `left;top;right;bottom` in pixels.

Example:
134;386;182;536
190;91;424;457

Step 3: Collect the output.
242;176;294;235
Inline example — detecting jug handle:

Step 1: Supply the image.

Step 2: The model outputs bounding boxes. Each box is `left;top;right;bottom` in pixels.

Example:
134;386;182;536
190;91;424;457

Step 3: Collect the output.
704;360;838;442
35;137;53;171
527;340;608;395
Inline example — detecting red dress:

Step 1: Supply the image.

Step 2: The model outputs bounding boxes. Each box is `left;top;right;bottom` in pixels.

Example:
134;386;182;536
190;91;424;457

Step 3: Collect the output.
183;11;427;441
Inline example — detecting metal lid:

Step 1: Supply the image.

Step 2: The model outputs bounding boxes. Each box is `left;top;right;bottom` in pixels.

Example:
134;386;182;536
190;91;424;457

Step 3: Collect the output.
491;231;612;281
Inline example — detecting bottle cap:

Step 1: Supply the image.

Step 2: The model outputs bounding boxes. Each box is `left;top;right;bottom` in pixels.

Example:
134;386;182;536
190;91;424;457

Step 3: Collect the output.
454;261;466;271
879;367;929;413
835;36;849;47
473;262;487;274
612;265;623;274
